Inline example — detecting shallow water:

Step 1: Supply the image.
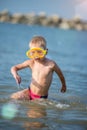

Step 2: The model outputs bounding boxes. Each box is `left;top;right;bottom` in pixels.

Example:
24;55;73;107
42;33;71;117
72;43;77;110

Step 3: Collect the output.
0;22;87;130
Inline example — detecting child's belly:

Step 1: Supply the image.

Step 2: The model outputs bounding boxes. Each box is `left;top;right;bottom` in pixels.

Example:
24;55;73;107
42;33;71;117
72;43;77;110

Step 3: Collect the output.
30;82;50;96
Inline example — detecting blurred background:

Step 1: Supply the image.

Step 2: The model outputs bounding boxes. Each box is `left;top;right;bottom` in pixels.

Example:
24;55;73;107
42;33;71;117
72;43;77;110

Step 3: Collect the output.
0;0;87;20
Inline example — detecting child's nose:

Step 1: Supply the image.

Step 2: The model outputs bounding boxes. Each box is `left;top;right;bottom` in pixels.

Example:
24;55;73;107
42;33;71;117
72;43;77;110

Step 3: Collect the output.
34;52;39;57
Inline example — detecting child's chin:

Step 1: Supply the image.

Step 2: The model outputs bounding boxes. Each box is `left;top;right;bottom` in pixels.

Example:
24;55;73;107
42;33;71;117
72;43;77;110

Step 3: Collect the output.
34;58;43;61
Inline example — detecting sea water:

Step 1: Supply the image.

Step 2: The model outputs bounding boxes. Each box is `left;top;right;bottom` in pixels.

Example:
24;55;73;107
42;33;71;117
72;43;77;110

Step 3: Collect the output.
0;22;87;130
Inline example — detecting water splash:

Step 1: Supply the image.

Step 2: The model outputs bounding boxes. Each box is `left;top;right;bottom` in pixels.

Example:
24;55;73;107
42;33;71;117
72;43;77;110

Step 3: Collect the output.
55;103;70;109
33;99;70;109
16;83;25;90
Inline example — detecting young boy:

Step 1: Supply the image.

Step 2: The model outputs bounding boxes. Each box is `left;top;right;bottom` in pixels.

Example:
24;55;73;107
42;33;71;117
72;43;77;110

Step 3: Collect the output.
11;36;66;100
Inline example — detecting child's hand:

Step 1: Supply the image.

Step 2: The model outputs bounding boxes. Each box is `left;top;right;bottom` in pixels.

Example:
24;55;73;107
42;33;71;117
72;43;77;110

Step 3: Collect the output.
61;85;66;93
14;74;21;84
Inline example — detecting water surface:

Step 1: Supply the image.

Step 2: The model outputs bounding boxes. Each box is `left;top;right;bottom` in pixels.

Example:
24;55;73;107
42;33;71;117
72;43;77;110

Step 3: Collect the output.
0;23;87;130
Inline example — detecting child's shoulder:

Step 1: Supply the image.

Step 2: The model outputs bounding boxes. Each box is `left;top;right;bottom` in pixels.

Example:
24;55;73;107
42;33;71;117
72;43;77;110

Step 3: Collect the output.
24;59;34;67
24;59;33;63
46;58;57;66
46;58;59;70
46;57;55;62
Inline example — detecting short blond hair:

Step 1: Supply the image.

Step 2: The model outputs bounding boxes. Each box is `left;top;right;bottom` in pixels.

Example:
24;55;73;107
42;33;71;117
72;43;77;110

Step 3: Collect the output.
29;36;47;49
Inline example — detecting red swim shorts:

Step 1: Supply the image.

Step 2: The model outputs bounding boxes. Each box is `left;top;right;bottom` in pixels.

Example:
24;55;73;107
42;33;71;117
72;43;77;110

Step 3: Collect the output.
29;88;48;100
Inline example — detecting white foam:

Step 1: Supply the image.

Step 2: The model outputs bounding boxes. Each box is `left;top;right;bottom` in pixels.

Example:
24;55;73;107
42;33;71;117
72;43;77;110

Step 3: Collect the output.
55;103;70;109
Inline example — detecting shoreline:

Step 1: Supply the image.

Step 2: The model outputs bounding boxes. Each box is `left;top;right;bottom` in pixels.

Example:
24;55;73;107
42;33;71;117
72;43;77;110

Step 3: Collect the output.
0;10;87;31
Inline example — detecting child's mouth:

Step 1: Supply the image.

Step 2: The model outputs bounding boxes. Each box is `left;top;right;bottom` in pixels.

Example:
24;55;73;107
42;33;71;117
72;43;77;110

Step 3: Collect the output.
34;57;40;60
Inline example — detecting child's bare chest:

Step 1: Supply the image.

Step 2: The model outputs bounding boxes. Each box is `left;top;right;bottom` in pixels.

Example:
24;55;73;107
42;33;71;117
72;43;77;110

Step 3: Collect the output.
32;64;52;77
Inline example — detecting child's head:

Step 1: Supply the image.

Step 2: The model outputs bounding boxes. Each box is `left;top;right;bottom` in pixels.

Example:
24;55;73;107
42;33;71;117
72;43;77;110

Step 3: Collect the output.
29;36;47;49
26;36;48;59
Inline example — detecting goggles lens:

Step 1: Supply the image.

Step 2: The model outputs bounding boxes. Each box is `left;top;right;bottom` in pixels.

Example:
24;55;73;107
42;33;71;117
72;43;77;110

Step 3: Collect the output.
26;48;47;59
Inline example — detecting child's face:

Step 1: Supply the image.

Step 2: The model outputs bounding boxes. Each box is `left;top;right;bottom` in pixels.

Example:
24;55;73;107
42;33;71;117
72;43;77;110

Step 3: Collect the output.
26;44;47;60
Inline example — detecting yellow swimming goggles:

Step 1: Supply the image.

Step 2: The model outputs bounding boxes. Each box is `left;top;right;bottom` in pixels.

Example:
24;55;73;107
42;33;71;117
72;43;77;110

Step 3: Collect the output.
26;47;47;59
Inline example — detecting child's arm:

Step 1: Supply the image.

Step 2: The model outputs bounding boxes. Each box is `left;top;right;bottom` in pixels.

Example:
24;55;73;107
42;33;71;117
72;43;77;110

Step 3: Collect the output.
53;62;66;93
11;65;21;84
11;60;30;84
